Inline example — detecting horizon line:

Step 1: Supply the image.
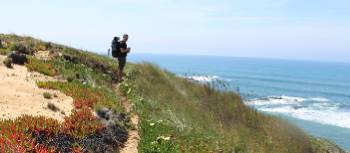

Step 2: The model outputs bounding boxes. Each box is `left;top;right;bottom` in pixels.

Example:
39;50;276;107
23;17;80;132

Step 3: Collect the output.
97;51;350;65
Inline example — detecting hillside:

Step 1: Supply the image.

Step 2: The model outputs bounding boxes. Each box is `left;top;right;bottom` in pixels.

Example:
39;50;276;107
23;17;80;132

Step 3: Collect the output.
0;34;347;153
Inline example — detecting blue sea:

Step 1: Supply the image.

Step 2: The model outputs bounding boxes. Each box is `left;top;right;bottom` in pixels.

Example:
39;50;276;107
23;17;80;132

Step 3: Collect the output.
128;53;350;150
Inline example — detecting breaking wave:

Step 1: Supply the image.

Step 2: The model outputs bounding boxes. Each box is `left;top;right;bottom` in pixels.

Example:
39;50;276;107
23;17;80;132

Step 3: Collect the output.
245;96;350;129
184;75;221;82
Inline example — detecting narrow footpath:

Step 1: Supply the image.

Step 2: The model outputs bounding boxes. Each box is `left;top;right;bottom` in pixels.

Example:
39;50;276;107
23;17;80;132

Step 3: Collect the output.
116;86;140;153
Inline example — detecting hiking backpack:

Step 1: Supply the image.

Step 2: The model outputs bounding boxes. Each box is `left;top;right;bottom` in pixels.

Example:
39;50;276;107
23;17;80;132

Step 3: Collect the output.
111;37;120;57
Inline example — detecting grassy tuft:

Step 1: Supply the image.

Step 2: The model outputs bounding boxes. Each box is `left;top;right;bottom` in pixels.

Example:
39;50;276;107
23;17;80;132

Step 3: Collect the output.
3;57;13;68
43;92;52;99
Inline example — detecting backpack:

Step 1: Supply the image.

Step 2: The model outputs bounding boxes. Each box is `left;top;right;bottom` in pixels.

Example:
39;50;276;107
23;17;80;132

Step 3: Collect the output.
111;37;120;57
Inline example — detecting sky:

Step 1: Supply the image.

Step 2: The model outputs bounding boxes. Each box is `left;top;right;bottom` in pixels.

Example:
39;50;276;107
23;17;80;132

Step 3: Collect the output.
0;0;349;62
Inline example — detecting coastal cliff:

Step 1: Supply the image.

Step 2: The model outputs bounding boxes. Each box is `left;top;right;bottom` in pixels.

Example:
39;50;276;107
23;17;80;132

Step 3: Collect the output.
0;34;347;153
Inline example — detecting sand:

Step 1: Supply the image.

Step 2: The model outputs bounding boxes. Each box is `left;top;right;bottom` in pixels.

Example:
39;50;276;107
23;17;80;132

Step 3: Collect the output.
118;86;140;153
0;55;73;122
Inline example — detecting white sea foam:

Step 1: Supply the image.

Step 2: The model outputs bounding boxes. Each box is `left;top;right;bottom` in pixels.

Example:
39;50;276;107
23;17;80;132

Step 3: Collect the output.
246;96;350;129
245;96;305;106
245;96;331;106
308;97;330;102
185;75;220;82
260;106;350;129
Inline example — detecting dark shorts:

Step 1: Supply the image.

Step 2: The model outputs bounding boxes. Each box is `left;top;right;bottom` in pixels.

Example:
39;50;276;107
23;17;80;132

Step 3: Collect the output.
117;57;126;70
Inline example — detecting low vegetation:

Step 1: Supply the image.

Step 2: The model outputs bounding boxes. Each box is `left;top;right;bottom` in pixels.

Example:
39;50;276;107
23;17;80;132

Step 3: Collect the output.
26;57;58;76
37;81;122;112
0;34;346;153
3;56;13;68
43;92;52;99
120;63;314;153
0;48;10;56
0;39;9;55
120;63;347;153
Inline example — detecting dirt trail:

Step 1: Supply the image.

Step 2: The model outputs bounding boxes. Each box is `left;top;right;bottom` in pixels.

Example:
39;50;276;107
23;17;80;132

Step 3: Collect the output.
117;86;140;153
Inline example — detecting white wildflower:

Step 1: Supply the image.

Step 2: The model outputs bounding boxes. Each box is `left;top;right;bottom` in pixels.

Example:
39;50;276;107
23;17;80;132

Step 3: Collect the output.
151;141;157;145
157;136;171;141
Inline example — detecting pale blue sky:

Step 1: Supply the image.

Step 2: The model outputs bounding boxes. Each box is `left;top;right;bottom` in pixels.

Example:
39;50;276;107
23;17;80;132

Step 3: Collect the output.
0;0;349;62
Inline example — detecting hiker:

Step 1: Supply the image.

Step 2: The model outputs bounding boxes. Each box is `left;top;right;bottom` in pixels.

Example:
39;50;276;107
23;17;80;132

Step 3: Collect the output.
111;34;131;82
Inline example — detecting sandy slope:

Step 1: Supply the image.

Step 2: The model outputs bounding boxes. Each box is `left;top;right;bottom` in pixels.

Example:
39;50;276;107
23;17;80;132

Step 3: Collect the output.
0;55;73;121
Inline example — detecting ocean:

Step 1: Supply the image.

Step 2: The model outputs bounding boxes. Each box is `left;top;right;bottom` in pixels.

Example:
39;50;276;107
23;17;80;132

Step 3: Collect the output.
128;53;350;150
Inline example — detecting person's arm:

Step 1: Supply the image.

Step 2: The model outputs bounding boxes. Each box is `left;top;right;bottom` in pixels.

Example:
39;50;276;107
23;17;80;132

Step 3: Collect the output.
120;47;131;53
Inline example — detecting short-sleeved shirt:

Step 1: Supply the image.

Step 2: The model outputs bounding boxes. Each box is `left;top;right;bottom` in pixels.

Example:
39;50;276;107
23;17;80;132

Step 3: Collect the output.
119;41;128;57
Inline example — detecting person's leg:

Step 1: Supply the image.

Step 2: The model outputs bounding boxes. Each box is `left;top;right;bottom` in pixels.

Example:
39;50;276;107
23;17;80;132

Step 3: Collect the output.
118;69;123;82
118;61;122;82
114;58;121;83
118;57;126;82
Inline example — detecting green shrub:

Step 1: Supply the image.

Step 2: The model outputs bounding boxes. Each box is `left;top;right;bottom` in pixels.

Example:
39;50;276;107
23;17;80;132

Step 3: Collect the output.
9;43;28;54
43;92;52;99
66;76;74;82
3;57;13;68
44;42;52;50
0;48;10;55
